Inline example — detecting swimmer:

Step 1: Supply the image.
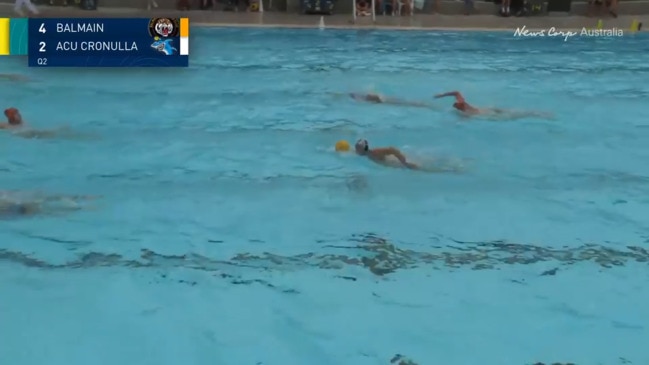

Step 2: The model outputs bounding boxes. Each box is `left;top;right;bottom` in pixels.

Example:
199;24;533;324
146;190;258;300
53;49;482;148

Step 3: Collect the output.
434;91;552;120
354;139;419;169
349;92;432;108
0;200;40;216
1;107;83;139
0;191;96;218
0;107;24;129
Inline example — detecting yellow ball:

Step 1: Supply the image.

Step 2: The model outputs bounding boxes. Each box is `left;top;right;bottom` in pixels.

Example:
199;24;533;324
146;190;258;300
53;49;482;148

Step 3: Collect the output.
335;140;350;152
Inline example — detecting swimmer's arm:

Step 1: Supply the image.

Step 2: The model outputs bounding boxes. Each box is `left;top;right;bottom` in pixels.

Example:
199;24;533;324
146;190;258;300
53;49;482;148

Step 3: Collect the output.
349;93;382;103
386;147;418;169
434;91;465;103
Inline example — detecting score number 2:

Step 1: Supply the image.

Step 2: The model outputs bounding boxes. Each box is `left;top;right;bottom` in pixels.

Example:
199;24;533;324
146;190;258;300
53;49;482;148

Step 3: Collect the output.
36;23;47;66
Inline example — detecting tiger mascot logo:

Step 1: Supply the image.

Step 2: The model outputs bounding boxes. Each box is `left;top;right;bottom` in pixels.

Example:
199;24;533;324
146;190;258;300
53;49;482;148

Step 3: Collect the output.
148;18;180;39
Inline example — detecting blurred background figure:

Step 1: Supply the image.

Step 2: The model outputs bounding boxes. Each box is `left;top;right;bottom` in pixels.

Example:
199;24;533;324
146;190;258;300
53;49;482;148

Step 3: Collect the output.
356;0;372;16
201;0;216;9
177;0;189;9
14;0;39;16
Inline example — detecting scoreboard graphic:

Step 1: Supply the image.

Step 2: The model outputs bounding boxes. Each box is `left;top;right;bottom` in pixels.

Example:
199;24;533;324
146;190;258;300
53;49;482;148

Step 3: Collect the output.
0;17;189;67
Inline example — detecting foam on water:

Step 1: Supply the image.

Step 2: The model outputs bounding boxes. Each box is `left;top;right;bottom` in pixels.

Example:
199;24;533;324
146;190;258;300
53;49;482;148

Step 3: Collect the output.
1;28;648;365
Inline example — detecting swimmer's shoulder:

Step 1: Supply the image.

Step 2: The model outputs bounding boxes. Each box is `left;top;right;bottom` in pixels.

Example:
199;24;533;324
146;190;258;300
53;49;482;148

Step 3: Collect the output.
369;147;399;158
458;108;479;116
466;104;481;113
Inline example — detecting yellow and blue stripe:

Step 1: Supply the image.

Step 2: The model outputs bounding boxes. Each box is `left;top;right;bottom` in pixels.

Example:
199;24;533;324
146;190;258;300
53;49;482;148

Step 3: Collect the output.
0;18;29;56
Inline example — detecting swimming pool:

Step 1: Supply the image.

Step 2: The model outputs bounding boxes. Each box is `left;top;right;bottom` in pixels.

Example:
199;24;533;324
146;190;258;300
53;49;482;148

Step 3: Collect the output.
1;27;648;365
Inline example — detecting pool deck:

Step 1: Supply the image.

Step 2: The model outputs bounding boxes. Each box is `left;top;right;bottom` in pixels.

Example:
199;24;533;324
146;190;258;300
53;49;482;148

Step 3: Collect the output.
0;3;645;31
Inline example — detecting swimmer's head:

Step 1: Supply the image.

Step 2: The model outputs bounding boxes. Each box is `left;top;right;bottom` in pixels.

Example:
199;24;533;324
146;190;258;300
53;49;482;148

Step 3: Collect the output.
4;108;22;125
453;102;466;111
355;139;369;155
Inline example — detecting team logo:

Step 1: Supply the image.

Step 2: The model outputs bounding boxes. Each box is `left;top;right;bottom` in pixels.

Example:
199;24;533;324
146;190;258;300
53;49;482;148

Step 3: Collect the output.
151;38;177;56
148;18;180;38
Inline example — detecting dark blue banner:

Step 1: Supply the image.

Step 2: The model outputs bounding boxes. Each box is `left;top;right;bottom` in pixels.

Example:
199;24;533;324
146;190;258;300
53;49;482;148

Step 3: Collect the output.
28;18;189;67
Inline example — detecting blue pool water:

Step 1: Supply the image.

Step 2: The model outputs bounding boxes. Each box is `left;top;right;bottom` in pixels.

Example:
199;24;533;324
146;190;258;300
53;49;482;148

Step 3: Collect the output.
1;28;648;365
